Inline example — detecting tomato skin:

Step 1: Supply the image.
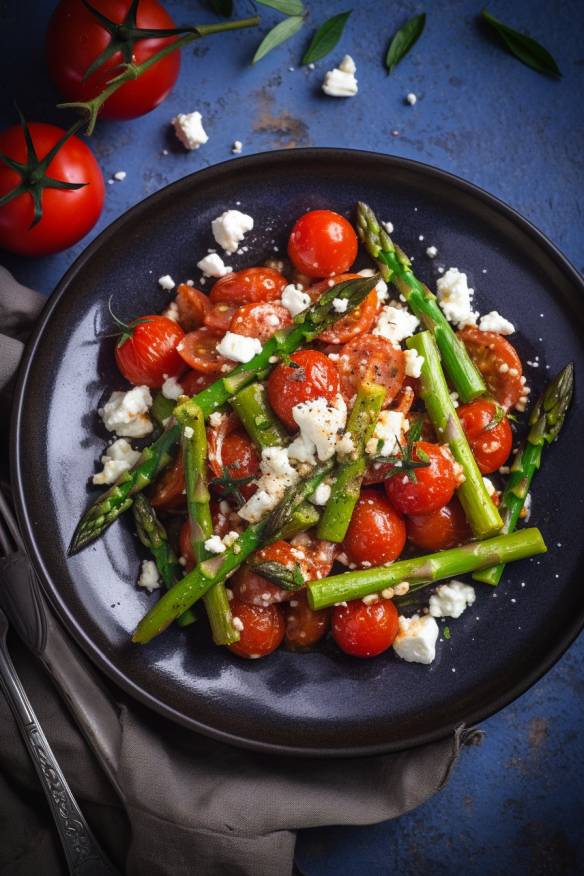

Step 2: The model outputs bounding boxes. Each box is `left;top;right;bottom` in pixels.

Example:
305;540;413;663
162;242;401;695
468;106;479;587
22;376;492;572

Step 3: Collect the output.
210;268;287;305
115;315;185;387
0;123;104;256
208;430;259;501
288;210;358;278
231;541;304;606
332;599;399;658
308;273;378;344
338;334;405;409
47;0;181;119
179;369;215;396
285;592;331;650
229;302;293;342
406;499;470;552
175;284;210;332
384;442;459;515
204;303;237;333
150;452;185;511
266;349;340;431
228;599;285;659
179;519;196;570
457;400;513;474
177;327;228;374
343;490;406;568
458;327;523;410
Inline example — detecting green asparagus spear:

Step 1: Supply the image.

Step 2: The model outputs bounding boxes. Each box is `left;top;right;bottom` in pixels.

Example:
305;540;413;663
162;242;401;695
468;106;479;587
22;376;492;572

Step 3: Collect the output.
230;383;288;449
175;398;239;645
132;495;195;627
474;363;574;586
356;201;486;403
317;382;386;542
307;527;546;610
408;331;503;538
70;275;378;555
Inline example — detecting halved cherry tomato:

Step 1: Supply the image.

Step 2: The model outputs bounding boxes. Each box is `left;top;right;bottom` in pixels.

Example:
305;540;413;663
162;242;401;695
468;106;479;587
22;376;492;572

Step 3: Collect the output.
115;315;184;388
210;267;287;305
179;370;216;396
267;349;340;431
302;537;338;581
229;302;293;342
285;592;331;650
384;442;459;515
457;400;513;474
177;327;228;374
332;599;399;658
406;499;470;552
458;327;523;410
179;519;196;570
231;541;306;606
338;334;405;408
150;452;185;511
307;273;378;344
228;598;286;659
288;210;358;278
204;303;238;333
175;284;210;332
343;490;406;568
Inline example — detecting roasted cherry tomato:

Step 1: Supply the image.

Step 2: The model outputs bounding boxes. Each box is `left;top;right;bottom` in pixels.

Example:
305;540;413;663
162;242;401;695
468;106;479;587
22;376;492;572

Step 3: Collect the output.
343;490;406;568
228;598;286;659
457;399;513;474
179;519;196;570
204;303;238;333
175;284;210;332
301;536;338;581
285;592;331;650
229;302;293;342
210;267;287;305
150;452;185;511
208;430;259;502
406;499;470;552
177;326;228;374
458;327;523;410
231;541;306;606
384;442;459;515
179;369;215;396
308;273;378;344
115;315;184;387
47;0;181;119
338;334;405;408
267;349;341;431
332;599;399;658
288;210;358;278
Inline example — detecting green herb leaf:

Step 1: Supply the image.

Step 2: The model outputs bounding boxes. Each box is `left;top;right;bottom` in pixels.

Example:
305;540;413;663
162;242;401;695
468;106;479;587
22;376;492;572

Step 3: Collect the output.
251;561;305;590
481;9;561;78
482;403;506;433
385;13;426;73
209;466;255;507
302;10;352;66
257;0;304;15
443;625;451;640
252;14;304;63
210;0;233;16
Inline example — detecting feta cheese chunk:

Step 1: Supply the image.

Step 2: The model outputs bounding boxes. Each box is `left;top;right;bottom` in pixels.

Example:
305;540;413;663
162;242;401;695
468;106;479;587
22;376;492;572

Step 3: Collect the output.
332;297;348;313
100;386;153;438
404;348;424;378
366;410;408;457
211;210;254;255
309;482;332;506
281;284;310;317
161;375;183;400
113;170;126;181
478;310;515;335
482;476;496;497
393;614;439;664
92;438;140;485
158;274;175;291
429;581;476;619
322;55;358;97
238;446;299;524
436;268;478;328
197;253;232;278
204;535;226;554
426;245;438;259
216;331;262;363
373;304;420;344
172;111;208;150
406;92;417;105
291;395;347;462
138;560;160;592
232;140;243;154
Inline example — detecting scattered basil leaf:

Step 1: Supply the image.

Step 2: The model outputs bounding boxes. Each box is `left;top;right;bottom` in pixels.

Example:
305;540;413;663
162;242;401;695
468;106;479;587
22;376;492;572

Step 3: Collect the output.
257;0;305;15
481;10;561;78
252;14;305;63
385;13;426;73
443;625;451;640
251;561;305;590
302;10;352;66
210;0;233;17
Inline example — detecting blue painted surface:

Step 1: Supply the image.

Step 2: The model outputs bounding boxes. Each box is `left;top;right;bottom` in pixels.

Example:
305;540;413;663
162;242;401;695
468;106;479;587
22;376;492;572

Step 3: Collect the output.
1;0;584;873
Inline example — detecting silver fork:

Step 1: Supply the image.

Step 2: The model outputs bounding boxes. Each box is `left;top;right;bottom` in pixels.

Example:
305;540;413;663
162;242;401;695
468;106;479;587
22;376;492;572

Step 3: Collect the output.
0;488;119;876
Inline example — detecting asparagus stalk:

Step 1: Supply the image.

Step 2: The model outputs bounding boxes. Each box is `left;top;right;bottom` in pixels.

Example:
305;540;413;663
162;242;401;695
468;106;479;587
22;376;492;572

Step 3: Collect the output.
70;275;378;555
356;201;486;403
132;495;195;627
230;383;287;449
317;382;386;542
132;462;333;644
408;331;503;538
175;398;239;645
474;363;574;586
307;528;547;610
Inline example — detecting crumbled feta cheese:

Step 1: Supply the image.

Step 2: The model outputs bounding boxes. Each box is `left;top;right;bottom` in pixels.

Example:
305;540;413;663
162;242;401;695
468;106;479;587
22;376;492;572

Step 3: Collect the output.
482;476;496;497
291;395;347;462
426;245;438;258
92;438;140;485
232;616;244;631
281;284;310;317
404;348;424;379
113;170;126;181
216;331;262;363
238;446;300;524
172;111;208;150
197;253;232;278
322;55;358;97
373;304;420;344
436;268;478;328
406;92;417;105
309;482;332;506
204;535;227;554
335;432;356;458
211;210;254;255
357;269;389;302
232;140;243;154
332;297;348;313
382;220;394;234
366;410;408;457
158;274;175;291
222;531;240;548
161;375;183;400
393;614;439;664
478;311;516;335
138;559;160;592
163;300;179;322
523;492;532;523
100;386;153;438
183;426;194;439
429;581;476;619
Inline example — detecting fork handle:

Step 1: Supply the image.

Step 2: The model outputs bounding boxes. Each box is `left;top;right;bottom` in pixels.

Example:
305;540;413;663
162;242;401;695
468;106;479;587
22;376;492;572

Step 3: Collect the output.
0;625;119;876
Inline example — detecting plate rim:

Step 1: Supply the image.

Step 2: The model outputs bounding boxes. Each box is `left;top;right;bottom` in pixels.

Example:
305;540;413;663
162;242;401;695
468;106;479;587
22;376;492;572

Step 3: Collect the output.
10;146;584;757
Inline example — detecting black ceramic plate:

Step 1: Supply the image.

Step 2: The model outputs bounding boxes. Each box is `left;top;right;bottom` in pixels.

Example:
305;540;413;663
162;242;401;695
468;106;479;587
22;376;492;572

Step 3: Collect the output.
11;149;584;756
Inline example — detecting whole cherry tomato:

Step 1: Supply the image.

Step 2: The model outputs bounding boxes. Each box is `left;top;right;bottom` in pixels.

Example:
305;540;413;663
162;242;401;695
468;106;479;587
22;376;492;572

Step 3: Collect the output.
231;541;306;606
384;442;459;515
288;210;358;278
115;314;184;387
338;334;405;408
210;267;287;305
208;429;259;502
285;592;331;650
406;499;470;552
266;349;340;431
179;369;216;396
343;489;406;568
457;399;513;474
308;273;378;344
458;327;523;410
332;599;399;658
228;598;286;659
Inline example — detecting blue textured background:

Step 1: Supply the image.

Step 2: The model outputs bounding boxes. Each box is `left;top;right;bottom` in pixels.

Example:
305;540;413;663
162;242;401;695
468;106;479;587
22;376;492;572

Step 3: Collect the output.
2;1;584;873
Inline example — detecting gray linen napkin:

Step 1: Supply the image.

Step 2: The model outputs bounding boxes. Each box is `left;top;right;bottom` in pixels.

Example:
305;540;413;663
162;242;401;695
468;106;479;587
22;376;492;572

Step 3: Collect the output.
0;266;481;876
